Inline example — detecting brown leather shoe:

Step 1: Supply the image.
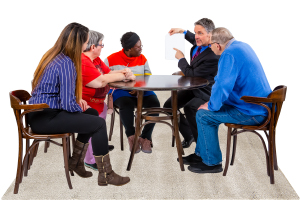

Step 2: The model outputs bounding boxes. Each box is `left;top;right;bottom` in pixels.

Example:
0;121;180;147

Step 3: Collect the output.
128;135;141;153
68;140;93;178
95;153;130;186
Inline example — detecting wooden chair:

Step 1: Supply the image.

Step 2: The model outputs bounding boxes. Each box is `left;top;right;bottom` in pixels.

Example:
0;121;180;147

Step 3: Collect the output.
223;85;287;184
108;105;125;150
10;90;73;194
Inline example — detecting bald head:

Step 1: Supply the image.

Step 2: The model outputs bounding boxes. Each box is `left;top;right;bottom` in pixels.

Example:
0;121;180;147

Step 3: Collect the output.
211;27;234;45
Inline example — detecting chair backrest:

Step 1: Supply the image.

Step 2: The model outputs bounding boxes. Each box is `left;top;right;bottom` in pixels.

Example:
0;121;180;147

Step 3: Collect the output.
10;90;32;136
268;85;287;129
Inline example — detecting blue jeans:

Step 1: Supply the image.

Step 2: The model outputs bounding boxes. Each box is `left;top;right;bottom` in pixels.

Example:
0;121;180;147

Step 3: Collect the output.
195;104;266;166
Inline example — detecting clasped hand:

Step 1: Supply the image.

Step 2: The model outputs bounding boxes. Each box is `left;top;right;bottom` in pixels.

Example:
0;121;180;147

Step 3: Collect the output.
121;68;136;82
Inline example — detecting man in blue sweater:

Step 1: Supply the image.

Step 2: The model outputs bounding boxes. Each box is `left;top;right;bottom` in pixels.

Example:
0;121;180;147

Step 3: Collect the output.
184;27;272;173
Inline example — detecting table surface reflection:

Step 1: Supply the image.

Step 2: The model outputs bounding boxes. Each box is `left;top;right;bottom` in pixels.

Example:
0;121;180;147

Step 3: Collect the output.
109;75;209;91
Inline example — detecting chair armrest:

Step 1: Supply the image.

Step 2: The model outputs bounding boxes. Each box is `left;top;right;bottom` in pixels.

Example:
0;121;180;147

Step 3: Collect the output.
172;71;185;76
240;96;271;130
13;103;49;110
240;96;274;103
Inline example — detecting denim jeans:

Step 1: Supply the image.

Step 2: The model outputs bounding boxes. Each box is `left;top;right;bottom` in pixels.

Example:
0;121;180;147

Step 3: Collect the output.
195;104;266;166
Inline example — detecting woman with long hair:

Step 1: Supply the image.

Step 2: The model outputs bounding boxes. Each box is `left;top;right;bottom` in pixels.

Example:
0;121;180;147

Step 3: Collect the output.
28;22;131;186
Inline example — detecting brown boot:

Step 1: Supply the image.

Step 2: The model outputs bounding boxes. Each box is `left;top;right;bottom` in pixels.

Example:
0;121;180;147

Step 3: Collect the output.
94;153;130;186
68;140;93;178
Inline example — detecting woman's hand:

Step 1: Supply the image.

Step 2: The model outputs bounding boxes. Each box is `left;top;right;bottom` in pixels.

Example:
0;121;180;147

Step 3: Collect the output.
78;99;90;111
121;68;132;74
123;73;136;82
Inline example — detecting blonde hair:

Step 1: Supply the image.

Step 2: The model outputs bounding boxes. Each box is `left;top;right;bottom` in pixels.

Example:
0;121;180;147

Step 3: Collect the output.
32;22;89;102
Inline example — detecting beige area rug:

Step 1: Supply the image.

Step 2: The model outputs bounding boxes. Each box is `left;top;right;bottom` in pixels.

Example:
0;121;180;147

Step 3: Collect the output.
2;91;299;199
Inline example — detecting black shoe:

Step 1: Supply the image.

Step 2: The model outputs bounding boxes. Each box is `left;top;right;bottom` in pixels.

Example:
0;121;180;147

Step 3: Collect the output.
177;153;202;165
108;145;114;151
181;138;195;148
84;162;98;171
188;161;223;174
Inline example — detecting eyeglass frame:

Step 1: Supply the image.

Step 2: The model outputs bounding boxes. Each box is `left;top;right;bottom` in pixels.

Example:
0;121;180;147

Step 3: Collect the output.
95;43;104;48
133;44;143;50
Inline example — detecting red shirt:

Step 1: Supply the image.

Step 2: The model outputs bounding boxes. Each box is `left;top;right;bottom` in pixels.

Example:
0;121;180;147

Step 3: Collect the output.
81;53;111;114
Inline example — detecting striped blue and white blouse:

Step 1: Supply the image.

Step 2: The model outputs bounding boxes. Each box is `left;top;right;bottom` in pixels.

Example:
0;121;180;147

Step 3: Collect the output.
29;53;82;112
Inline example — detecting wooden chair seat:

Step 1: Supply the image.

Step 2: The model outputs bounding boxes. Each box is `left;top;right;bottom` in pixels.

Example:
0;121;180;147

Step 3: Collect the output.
223;85;287;184
225;123;269;131
10;90;74;194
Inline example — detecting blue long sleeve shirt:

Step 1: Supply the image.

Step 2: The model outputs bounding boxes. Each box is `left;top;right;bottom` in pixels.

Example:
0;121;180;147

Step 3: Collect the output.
208;40;272;116
29;53;82;112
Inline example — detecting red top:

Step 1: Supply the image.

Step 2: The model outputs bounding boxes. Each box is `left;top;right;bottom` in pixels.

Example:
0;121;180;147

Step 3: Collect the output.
81;53;111;114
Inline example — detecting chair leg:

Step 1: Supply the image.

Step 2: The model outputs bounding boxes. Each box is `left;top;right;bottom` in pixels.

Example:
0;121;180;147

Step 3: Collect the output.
120;115;124;151
108;108;116;141
71;133;75;151
23;139;30;176
44;141;50;153
14;138;23;194
268;129;275;184
172;135;175;147
62;137;73;189
223;127;232;176
230;133;237;165
273;130;278;170
171;118;175;147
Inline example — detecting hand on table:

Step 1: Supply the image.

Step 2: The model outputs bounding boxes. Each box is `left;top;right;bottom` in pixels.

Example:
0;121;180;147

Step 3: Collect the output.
78;99;90;111
198;102;209;110
169;28;184;35
123;73;136;82
121;68;132;74
173;48;185;60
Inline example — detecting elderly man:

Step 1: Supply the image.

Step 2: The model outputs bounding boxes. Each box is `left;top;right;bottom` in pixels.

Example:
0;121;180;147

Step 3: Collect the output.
185;27;272;173
163;18;219;148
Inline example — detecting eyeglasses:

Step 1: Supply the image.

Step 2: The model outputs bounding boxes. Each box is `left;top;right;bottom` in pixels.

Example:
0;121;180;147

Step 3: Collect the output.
134;45;143;50
96;43;104;48
210;42;219;45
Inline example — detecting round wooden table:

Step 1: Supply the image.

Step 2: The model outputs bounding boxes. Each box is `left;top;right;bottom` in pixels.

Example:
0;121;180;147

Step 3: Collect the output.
109;75;209;171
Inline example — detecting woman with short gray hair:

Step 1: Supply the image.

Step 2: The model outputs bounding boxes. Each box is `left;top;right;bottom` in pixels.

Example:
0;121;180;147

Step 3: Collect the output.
81;30;135;172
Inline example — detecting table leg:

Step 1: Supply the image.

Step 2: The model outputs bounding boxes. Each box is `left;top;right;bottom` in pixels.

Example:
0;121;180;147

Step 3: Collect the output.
172;90;185;171
127;90;144;171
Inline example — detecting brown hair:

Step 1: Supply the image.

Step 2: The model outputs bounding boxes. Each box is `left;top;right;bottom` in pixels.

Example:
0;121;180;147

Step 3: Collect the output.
32;22;89;102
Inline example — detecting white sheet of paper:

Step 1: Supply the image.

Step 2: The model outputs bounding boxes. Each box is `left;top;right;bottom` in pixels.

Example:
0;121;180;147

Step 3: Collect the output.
165;34;185;60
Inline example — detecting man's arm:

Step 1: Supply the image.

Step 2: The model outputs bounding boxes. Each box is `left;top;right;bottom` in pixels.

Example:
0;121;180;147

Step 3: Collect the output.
208;54;238;111
178;55;218;77
184;30;196;45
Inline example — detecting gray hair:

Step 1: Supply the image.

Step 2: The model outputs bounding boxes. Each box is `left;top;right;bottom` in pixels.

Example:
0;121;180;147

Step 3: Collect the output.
84;30;104;52
211;27;234;45
194;18;215;34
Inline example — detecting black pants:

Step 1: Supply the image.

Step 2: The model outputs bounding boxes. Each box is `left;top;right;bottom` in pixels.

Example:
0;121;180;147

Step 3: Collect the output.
114;95;160;140
28;108;109;156
163;90;206;142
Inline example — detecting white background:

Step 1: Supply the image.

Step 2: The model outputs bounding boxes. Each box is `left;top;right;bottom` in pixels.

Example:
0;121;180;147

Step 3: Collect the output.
1;0;299;197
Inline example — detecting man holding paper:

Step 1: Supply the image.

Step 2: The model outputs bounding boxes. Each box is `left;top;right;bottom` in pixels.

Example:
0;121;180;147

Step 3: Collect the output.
163;18;219;151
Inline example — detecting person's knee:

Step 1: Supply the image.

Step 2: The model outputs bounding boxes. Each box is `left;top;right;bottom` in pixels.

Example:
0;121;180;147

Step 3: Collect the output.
196;109;210;124
163;98;171;108
114;97;135;110
183;104;197;115
84;108;99;116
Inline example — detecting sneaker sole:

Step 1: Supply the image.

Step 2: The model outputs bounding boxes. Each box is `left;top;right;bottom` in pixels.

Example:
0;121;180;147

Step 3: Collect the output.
187;166;223;174
84;163;98;171
141;150;152;153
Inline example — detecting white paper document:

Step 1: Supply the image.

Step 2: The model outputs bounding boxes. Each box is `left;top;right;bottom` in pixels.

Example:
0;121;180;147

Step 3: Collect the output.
165;34;185;60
